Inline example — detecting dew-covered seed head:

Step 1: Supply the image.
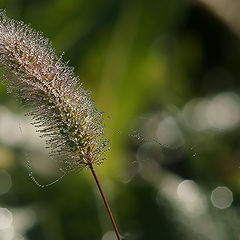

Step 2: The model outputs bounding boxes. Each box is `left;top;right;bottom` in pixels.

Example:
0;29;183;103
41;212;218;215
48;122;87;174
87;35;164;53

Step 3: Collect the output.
0;10;110;171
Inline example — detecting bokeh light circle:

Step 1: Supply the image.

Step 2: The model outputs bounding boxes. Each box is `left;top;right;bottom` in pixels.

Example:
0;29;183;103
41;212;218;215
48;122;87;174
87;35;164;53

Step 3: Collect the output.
177;180;199;203
102;231;115;240
0;208;13;230
211;186;233;209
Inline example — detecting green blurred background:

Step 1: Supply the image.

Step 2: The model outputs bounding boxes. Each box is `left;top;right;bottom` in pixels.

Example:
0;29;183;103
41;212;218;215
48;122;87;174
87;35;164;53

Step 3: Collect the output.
1;0;240;239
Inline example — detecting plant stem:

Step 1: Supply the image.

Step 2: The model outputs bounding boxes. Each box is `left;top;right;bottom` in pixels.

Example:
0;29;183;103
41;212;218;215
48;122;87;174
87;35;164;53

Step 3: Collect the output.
89;163;121;240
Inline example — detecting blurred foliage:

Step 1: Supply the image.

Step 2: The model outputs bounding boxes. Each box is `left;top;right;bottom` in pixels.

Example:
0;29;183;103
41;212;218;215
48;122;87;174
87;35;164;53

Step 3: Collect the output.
1;0;240;240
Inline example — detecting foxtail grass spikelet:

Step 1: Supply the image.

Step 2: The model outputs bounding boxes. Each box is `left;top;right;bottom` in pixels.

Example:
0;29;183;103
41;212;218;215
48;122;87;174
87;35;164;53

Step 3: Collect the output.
0;10;121;239
0;10;109;170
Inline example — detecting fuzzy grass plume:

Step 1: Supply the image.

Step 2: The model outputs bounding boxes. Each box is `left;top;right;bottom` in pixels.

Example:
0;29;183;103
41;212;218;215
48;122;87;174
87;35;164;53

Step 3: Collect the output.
0;10;109;171
0;10;121;239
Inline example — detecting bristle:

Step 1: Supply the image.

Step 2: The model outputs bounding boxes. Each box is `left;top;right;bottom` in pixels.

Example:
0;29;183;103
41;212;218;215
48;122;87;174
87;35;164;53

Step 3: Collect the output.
0;10;109;171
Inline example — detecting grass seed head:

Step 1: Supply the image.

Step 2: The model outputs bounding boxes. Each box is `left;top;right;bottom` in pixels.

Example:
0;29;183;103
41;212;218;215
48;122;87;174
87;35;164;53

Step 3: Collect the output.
0;9;109;171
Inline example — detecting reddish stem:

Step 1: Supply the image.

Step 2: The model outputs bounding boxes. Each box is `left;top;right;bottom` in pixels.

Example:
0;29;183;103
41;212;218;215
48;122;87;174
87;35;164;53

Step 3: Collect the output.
89;163;121;240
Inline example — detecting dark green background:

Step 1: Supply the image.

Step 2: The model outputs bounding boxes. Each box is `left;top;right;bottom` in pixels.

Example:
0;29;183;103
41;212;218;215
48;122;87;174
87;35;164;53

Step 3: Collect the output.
0;0;240;239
